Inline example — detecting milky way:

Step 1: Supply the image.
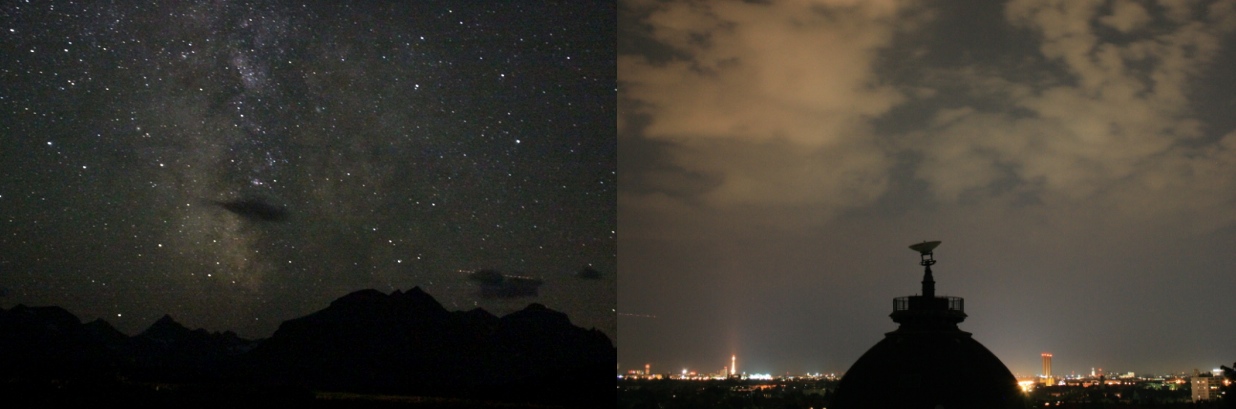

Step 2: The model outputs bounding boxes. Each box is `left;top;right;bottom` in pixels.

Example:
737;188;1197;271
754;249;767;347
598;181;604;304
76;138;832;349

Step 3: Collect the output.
1;1;615;339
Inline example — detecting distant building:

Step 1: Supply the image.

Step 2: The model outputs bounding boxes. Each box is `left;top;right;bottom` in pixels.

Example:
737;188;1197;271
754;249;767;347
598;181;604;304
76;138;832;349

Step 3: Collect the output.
1192;370;1224;402
1042;353;1055;385
1042;353;1052;377
831;241;1023;409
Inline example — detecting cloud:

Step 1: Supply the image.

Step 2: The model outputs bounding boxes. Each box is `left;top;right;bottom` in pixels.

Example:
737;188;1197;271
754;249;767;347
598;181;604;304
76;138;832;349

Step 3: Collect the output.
1099;0;1153;33
909;0;1236;223
621;0;1236;234
620;0;912;215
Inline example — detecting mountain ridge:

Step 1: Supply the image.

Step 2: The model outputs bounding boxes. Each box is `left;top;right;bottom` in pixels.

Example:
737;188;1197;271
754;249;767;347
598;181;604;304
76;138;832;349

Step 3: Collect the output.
0;287;613;406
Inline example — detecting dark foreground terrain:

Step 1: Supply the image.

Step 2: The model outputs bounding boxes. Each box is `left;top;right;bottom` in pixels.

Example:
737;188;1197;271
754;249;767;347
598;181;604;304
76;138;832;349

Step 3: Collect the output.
618;378;1235;409
0;287;614;408
2;380;578;408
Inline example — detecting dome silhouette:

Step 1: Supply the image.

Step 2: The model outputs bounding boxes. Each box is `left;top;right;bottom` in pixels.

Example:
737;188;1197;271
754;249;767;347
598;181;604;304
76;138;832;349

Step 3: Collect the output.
831;242;1024;409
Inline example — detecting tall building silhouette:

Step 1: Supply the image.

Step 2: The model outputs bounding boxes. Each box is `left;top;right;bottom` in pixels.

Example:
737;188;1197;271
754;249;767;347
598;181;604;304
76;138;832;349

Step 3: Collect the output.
1042;352;1054;385
831;241;1023;409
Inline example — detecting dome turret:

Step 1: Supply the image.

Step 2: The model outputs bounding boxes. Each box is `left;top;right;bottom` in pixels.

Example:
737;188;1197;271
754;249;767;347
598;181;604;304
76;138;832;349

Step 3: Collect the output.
831;241;1024;409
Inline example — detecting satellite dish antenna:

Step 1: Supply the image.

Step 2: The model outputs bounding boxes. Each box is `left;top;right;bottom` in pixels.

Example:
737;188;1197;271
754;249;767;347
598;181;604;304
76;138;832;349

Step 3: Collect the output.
908;241;941;255
908;241;941;267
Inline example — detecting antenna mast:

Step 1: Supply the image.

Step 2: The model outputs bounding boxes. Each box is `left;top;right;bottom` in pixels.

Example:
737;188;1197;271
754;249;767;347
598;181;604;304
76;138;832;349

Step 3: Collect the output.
909;241;941;297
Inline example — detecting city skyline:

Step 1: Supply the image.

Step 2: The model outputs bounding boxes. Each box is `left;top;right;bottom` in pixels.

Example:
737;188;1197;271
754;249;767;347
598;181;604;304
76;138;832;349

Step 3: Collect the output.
619;0;1236;377
622;351;1230;380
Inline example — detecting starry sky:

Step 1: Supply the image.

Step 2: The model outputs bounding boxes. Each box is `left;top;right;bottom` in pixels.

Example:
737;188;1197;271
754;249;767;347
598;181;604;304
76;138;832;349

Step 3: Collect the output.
620;0;1236;377
1;1;615;341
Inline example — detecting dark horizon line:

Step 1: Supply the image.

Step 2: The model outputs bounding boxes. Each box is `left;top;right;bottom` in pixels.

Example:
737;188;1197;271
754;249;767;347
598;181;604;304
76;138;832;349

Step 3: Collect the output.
2;285;597;340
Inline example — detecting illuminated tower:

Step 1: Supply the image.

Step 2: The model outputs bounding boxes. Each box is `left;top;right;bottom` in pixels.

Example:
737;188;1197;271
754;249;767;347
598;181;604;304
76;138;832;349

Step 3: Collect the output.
1042;353;1054;385
645;363;650;376
832;241;1022;409
731;355;737;376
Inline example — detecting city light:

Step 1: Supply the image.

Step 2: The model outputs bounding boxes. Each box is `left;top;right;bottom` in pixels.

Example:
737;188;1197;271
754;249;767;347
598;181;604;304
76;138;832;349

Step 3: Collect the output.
1018;380;1035;393
618;350;1230;407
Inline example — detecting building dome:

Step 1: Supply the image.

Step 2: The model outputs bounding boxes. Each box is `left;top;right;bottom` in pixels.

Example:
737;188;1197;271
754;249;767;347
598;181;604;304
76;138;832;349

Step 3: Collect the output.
831;242;1024;409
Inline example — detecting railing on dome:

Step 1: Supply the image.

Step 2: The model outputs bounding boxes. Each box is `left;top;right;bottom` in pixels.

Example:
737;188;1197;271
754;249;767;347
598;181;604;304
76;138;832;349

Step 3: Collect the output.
893;296;964;312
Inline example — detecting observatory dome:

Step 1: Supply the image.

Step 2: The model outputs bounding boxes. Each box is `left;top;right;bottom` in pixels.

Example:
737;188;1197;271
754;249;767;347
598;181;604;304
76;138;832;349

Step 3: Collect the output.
830;242;1023;409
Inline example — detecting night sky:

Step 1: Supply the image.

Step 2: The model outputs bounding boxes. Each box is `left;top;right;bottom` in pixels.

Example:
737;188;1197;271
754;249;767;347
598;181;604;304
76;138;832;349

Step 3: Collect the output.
1;1;615;341
620;0;1236;377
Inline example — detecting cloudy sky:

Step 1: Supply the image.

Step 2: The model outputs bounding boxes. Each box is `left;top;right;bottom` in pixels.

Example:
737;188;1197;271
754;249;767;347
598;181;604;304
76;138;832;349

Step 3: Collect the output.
2;1;614;340
619;0;1236;377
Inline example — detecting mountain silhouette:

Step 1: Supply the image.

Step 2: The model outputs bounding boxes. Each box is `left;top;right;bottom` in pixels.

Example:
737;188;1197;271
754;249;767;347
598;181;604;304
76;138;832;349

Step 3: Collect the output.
243;286;614;405
0;287;614;407
0;305;117;380
125;314;257;381
82;318;128;350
